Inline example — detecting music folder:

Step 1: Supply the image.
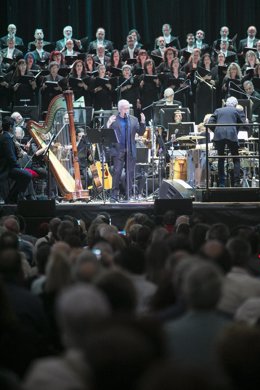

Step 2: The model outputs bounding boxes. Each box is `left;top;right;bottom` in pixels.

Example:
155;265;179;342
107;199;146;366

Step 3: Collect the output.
94;77;110;87
126;58;137;65
17;75;36;84
151;54;163;67
196;66;212;78
110;67;122;77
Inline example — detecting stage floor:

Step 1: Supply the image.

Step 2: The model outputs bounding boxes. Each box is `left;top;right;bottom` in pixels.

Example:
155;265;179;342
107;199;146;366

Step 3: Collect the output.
1;190;260;235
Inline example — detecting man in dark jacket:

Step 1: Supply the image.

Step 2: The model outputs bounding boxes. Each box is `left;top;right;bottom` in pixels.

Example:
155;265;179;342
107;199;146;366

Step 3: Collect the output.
208;96;246;187
0;116;32;203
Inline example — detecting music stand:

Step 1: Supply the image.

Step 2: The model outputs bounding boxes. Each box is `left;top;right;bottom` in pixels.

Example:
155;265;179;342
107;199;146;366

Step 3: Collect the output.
86;128;118;203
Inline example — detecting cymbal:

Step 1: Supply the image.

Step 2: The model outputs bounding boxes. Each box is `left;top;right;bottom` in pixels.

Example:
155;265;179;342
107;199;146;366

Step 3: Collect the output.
0;110;11;113
94;109;113;115
176;135;205;142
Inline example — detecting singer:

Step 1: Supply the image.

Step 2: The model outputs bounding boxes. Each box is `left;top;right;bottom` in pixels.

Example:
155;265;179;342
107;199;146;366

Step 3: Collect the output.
107;99;146;201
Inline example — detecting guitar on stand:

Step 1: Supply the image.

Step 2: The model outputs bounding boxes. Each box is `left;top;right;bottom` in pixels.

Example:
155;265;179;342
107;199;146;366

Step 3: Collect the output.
87;128;117;203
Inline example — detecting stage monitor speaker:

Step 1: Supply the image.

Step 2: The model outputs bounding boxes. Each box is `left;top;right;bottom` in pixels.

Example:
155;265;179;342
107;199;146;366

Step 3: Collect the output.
159;179;194;200
202;188;260;202
154;198;193;216
17;200;56;218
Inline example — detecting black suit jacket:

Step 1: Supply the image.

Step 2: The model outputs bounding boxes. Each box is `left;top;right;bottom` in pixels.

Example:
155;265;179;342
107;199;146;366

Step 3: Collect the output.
0;35;24;47
208;106;245;142
120;48;139;62
238;37;259;53
0;131;20;180
88;39;114;54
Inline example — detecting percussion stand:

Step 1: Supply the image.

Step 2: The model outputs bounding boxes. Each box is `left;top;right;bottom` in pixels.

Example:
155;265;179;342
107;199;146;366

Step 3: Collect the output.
142;99;165;198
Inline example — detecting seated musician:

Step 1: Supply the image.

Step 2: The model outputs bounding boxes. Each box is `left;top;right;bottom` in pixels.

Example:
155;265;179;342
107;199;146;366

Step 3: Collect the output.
163;87;182;106
0;116;32;203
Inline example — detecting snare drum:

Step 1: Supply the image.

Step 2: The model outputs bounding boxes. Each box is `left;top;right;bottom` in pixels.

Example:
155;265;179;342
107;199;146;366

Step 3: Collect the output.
173;157;187;181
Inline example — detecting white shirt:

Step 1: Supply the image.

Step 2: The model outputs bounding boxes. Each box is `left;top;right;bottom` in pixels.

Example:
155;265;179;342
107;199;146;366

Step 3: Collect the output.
128;47;135;59
247;37;255;48
7;47;14;59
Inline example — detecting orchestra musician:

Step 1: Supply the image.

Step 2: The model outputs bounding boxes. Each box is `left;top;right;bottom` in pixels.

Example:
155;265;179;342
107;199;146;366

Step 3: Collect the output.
0;116;32;203
107;99;146;201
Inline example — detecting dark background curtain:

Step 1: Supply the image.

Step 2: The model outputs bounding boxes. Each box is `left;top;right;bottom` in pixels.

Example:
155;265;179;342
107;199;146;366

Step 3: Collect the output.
1;0;260;49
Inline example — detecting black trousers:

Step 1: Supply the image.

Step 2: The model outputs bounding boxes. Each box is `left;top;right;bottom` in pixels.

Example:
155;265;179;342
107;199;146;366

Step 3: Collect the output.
8;167;32;201
214;139;240;186
112;150;136;197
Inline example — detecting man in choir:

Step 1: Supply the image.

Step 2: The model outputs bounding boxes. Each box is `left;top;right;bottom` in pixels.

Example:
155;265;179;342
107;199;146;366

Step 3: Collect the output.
208;96;246;188
238;26;259;53
0;116;32;203
195;30;210;54
0;37;23;64
161;23;181;50
88;27;114;54
243;80;260;117
93;45;110;66
28;28;51;51
55;25;82;52
0;24;24;47
217;40;238;64
180;33;195;65
212;26;236;52
107;99;146;201
31;38;50;64
151;36;166;57
120;35;139;62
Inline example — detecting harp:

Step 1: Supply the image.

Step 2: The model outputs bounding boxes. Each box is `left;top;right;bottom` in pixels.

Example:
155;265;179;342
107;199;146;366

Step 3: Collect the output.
28;90;89;201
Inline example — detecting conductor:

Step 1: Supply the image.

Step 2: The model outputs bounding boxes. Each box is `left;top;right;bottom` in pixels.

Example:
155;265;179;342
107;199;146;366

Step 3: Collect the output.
107;99;146;201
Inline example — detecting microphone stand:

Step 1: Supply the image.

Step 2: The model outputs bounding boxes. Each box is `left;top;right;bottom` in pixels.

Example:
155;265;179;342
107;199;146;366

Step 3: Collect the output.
115;77;133;101
195;71;216;113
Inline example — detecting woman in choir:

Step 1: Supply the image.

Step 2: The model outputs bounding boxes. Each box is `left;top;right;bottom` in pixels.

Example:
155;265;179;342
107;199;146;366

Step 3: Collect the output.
211;52;228;107
24;52;41;72
184;49;201;120
84;54;97;74
40;61;64;115
222;62;243;100
117;64;141;116
195;53;216;123
0;52;11;110
90;63;113;111
157;47;178;74
107;49;123;106
10;58;37;106
68;59;91;106
139;59;160;122
242;50;259;80
166;57;187;105
133;49;149;75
